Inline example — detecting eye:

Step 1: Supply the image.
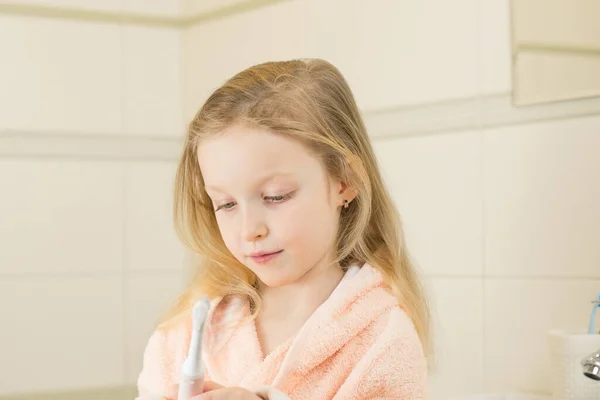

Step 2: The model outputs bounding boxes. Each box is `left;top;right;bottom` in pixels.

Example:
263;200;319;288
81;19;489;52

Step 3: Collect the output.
215;202;236;212
264;192;294;203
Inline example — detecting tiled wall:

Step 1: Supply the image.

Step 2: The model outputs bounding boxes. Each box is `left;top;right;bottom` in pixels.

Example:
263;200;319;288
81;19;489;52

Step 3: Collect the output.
184;3;600;396
375;115;600;397
0;1;187;396
1;0;599;399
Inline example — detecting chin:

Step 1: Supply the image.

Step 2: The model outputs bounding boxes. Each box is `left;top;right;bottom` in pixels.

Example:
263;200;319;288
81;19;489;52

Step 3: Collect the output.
254;268;304;288
256;274;294;288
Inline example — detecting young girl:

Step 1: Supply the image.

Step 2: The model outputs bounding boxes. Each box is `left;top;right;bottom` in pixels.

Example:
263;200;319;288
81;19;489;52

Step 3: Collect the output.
137;58;431;400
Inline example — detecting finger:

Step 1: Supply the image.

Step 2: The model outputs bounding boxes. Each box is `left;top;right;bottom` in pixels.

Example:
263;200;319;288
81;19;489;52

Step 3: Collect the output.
135;397;170;400
190;392;210;400
202;380;223;392
192;388;228;400
192;388;261;400
163;379;205;399
164;384;179;399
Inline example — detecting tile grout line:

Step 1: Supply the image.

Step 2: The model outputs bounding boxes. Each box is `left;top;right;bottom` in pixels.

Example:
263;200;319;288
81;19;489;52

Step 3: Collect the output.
121;161;130;388
120;18;129;384
0;271;598;280
0;154;181;162
0;268;190;278
3;94;600;161
474;0;488;389
480;128;487;391
0;0;286;28
0;130;186;140
2;98;599;141
176;19;186;146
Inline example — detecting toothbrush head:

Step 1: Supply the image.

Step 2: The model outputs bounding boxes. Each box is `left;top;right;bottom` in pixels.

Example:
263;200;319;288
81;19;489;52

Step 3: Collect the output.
180;295;211;383
192;295;210;332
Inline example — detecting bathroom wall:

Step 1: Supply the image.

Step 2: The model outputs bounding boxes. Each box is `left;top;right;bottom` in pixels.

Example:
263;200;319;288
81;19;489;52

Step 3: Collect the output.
511;0;600;104
0;0;187;397
1;0;599;399
182;1;600;396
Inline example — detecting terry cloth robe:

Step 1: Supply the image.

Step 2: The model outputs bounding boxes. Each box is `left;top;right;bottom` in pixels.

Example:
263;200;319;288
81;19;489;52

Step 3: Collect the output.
136;263;428;399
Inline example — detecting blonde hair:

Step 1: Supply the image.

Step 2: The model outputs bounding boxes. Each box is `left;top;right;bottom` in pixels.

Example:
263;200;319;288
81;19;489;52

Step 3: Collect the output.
164;58;431;357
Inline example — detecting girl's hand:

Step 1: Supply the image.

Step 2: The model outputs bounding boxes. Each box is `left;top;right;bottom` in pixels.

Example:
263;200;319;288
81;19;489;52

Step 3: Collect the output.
193;381;262;400
157;381;262;400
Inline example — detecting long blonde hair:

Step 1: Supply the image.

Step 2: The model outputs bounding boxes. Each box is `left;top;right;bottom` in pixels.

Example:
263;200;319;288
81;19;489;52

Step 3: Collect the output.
164;58;431;357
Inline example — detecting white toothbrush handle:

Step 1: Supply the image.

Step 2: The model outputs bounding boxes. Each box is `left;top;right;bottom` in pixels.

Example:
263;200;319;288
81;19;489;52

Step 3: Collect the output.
177;373;203;400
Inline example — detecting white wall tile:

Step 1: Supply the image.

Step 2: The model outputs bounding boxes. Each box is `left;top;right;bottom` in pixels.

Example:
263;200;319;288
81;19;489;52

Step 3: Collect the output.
180;0;246;16
514;51;600;105
478;0;512;94
183;0;313;121
184;0;479;116
126;162;185;271
306;0;361;100
0;16;121;134
124;0;179;16
348;0;479;110
125;271;187;383
484;116;600;278
511;0;600;49
0;275;124;395
372;131;483;276
123;26;184;136
484;278;600;394
8;0;121;12
0;160;123;274
427;278;484;399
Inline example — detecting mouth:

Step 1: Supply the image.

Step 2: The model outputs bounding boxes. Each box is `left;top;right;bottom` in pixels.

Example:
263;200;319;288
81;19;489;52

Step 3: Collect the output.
249;250;283;264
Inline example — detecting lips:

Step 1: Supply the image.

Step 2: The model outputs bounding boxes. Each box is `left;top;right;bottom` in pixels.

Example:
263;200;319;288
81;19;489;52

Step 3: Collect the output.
249;250;283;264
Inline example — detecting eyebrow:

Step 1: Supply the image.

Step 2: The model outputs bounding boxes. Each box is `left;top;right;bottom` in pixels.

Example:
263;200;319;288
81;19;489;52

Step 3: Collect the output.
204;172;297;193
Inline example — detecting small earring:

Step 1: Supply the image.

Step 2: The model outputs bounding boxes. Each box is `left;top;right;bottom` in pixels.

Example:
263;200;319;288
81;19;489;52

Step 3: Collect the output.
343;199;349;209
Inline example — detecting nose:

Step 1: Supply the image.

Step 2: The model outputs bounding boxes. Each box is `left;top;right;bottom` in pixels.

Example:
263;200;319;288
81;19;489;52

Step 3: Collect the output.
241;205;267;242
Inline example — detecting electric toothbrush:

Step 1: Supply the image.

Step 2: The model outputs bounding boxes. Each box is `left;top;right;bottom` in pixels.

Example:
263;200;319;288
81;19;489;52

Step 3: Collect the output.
178;295;210;400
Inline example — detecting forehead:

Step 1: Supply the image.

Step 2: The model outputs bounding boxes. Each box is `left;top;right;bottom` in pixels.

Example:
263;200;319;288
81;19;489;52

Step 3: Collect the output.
197;125;324;189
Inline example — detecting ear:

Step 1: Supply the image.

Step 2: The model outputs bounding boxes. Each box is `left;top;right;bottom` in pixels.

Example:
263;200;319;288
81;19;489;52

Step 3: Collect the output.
336;180;358;207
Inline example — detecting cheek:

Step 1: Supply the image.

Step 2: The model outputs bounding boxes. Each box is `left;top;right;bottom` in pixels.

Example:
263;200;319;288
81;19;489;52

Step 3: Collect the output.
215;216;240;253
277;197;338;252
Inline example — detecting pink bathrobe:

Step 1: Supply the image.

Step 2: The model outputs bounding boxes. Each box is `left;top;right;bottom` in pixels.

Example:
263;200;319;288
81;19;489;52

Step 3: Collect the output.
137;264;428;399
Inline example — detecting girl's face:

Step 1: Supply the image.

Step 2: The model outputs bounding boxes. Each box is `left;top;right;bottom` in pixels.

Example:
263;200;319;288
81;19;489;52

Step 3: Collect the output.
198;124;347;288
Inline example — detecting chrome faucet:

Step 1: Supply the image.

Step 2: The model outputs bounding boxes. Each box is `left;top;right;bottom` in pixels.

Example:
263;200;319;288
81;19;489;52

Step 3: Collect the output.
582;348;600;380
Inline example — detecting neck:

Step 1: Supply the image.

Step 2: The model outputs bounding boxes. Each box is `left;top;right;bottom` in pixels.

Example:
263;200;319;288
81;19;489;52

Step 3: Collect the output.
258;258;345;322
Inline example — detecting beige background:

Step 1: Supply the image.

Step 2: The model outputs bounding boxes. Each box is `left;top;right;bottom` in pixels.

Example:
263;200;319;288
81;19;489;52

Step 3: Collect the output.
1;0;599;399
511;0;600;104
